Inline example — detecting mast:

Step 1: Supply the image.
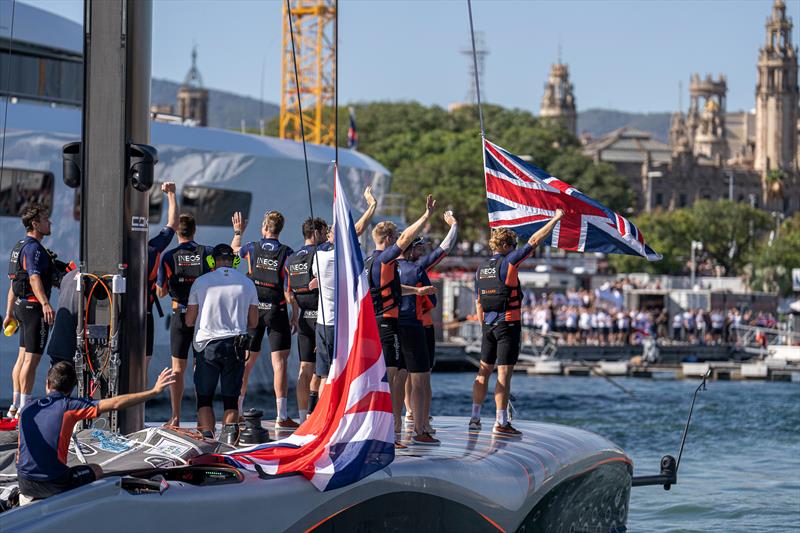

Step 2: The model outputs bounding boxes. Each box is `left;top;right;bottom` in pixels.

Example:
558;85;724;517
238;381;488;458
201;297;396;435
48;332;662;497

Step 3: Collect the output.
76;0;155;433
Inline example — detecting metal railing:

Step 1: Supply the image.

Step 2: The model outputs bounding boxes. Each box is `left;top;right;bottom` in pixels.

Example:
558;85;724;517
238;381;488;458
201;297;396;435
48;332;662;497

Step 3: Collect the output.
729;323;799;355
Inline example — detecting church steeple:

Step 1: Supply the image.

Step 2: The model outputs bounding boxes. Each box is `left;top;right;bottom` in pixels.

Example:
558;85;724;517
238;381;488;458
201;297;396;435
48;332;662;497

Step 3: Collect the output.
539;62;577;136
177;45;209;126
754;0;798;175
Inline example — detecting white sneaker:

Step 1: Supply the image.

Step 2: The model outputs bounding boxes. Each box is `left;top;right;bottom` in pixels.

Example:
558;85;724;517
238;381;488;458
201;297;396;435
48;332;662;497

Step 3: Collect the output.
468;418;481;431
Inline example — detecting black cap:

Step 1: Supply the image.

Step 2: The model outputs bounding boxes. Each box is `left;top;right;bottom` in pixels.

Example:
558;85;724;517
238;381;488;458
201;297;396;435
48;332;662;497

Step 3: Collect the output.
212;243;235;259
411;236;429;247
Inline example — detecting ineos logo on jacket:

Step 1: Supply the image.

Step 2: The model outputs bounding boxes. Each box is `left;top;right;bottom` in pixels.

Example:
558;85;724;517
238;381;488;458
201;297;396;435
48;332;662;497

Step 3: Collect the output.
257;257;279;268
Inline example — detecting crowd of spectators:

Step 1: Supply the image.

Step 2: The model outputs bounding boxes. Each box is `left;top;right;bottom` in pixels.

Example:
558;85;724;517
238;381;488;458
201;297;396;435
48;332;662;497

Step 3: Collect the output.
517;286;778;347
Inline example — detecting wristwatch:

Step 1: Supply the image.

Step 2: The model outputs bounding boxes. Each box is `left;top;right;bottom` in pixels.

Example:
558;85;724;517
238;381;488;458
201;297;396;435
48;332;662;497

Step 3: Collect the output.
234;230;242;236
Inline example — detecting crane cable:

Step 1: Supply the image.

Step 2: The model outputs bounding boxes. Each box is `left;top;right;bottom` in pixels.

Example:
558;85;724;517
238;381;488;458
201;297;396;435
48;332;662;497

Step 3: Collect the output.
284;0;330;349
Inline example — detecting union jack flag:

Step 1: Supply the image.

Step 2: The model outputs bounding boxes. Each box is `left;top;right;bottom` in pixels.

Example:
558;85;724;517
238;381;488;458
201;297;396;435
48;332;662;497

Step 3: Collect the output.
223;164;394;491
484;139;661;261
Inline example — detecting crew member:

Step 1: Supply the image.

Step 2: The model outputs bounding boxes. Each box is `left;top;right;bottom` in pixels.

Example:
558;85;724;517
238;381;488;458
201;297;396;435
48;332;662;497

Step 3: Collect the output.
286;217;329;422
470;210;562;435
401;210;458;435
366;195;435;440
231;210;298;428
312;187;378;402
4;204;56;417
156;213;212;426
146;182;178;363
16;362;174;501
185;244;259;440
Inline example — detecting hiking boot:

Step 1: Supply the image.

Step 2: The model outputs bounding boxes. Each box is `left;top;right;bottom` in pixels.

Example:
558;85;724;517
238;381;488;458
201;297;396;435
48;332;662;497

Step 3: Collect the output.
493;422;522;437
412;432;440;446
275;418;300;429
468;418;482;431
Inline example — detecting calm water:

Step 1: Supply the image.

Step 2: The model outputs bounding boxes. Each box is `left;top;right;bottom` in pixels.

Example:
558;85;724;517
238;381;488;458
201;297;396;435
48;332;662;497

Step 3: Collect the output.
145;373;800;532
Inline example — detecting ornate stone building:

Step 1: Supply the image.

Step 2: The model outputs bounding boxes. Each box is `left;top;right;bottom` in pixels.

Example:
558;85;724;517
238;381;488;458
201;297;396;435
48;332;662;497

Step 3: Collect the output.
583;0;798;216
177;46;208;127
539;63;576;136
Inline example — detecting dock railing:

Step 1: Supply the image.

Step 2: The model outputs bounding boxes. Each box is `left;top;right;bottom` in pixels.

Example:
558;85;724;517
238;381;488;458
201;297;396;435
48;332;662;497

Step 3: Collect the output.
729;323;800;356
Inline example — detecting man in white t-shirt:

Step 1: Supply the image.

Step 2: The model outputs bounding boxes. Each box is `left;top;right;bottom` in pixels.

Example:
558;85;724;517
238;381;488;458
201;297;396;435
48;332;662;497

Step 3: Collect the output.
185;244;258;440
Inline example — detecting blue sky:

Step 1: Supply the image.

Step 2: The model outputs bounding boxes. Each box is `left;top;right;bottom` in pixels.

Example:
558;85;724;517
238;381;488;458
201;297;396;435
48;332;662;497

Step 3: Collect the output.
25;0;798;113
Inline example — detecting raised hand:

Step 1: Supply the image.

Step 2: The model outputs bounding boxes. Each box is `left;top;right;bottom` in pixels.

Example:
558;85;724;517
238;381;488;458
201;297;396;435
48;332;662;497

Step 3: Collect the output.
425;195;436;214
554;208;564;221
232;211;248;233
161;182;176;194
153;368;176;393
364;185;376;207
443;210;457;227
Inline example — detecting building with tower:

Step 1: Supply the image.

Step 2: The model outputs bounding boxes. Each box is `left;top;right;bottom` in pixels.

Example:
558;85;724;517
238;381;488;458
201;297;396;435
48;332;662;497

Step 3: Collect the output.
584;0;798;216
539;63;577;136
754;0;798;177
177;46;208;127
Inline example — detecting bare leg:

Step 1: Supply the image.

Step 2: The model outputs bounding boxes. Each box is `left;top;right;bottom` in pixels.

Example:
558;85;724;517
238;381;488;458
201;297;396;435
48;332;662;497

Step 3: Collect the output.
11;347;24;398
272;349;290;399
404;373;413;419
239;350;261;402
310;374;321;393
472;362;494;407
222;409;239;425
410;372;431;435
387;367;405;433
197;406;215;434
19;353;42;395
168;357;188;426
296;361;315;412
495;364;514;413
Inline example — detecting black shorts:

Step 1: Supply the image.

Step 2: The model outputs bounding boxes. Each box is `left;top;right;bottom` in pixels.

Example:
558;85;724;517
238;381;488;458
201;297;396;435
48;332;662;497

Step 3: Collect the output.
399;323;430;373
249;305;291;353
424;325;435;369
315;323;334;377
14;299;49;354
297;310;318;364
377;317;403;369
194;338;245;400
18;465;97;500
169;310;195;360
480;321;521;366
146;312;154;357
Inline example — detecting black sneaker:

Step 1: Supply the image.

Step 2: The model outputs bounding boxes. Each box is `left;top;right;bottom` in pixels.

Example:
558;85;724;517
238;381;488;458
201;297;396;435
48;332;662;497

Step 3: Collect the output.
493;422;522;437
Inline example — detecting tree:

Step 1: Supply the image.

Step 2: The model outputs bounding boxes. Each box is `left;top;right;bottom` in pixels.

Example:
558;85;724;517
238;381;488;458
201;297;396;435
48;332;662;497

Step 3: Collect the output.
749;213;800;295
608;200;772;276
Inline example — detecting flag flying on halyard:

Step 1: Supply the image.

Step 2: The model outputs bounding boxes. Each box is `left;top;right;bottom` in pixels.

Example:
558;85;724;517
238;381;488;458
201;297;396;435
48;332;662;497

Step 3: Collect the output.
224;165;394;491
484;139;661;261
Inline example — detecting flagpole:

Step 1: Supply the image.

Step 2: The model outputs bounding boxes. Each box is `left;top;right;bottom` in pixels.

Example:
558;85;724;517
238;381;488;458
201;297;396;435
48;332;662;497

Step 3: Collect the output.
467;0;485;138
334;0;339;164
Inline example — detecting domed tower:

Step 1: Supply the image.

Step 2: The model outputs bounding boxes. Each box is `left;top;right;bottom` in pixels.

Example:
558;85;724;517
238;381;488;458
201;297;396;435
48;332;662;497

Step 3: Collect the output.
539;63;577;136
687;73;728;160
177;46;209;127
754;0;798;176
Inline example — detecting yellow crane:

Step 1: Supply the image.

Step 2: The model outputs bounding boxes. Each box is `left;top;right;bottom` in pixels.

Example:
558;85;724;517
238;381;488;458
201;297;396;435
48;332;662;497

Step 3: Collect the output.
279;0;336;146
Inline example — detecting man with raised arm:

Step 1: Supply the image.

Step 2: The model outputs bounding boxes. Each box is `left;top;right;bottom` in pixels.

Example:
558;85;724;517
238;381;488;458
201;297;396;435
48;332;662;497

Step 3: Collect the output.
146;182;179;364
231;210;298;428
156;212;213;426
16;362;174;501
470;209;563;436
400;210;459;437
311;186;377;405
366;195;436;445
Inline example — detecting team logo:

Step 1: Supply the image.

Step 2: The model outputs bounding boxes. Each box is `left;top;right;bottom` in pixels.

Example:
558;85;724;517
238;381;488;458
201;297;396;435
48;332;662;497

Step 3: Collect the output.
289;263;309;273
131;216;149;232
256;257;279;269
479;267;496;279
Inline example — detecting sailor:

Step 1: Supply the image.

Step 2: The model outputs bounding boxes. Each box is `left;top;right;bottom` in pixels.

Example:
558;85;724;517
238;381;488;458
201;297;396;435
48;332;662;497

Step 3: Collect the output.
399;210;458;441
286;217;329;422
16;362;174;501
156;212;212;426
184;244;258;439
311;187;377;403
231;210;298;428
366;195;435;438
4;204;57;418
146;182;179;364
470;209;563;436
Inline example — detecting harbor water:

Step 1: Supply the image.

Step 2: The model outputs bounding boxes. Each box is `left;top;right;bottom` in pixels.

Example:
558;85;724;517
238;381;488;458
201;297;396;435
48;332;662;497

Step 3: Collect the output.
144;373;799;532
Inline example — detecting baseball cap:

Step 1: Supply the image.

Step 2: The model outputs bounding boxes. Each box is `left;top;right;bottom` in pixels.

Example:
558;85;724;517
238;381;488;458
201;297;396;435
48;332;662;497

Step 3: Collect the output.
212;243;235;259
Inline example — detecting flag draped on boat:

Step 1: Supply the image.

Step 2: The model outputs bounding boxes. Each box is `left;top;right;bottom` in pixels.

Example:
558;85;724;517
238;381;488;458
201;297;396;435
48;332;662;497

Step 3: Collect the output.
224;165;394;491
484;138;661;261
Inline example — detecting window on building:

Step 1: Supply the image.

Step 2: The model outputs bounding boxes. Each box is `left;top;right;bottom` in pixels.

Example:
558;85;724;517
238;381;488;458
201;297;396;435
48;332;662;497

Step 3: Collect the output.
679;193;687;207
73;182;165;222
181;186;251;226
655;193;663;206
0;168;54;217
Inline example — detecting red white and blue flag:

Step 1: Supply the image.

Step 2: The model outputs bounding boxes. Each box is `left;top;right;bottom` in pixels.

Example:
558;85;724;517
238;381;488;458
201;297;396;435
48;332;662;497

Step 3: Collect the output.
347;107;358;150
484;139;661;261
224;165;394;491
